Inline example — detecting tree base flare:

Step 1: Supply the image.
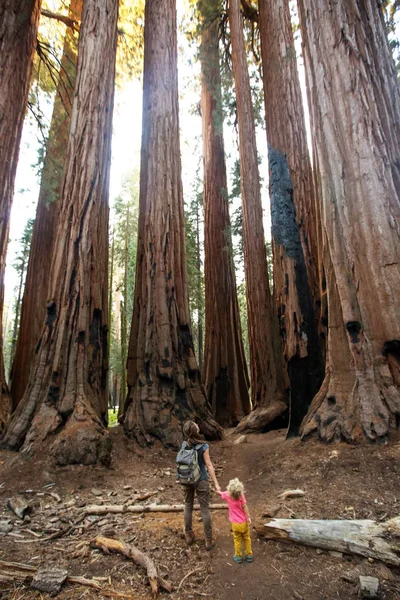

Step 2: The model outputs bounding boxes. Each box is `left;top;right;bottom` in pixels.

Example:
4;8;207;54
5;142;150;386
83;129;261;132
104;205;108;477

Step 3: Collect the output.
122;381;222;449
300;369;400;443
234;401;288;434
51;421;112;467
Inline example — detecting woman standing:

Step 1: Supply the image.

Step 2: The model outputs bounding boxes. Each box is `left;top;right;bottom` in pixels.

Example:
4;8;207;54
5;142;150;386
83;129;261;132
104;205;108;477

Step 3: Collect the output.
181;421;221;550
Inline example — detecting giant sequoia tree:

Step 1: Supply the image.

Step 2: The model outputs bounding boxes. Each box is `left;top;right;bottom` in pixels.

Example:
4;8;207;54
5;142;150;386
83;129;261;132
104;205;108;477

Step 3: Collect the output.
2;0;118;464
121;0;222;448
258;0;324;434
10;0;82;410
199;2;250;427
298;0;400;442
0;0;42;433
229;0;288;433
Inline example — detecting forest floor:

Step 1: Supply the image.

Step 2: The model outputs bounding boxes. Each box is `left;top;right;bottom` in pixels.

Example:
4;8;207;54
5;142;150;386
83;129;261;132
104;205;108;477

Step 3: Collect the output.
1;427;400;600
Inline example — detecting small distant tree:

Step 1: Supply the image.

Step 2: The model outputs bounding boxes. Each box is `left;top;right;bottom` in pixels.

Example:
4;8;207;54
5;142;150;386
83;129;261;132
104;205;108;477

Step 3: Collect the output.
184;169;205;372
8;219;34;375
109;169;139;411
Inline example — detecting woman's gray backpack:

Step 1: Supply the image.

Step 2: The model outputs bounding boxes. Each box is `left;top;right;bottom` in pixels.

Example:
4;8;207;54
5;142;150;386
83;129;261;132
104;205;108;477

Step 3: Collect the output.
176;442;202;485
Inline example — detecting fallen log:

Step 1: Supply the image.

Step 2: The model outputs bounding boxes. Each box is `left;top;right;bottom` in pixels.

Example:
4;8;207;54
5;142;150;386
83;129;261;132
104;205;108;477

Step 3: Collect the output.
259;516;400;566
277;489;306;500
91;536;173;596
85;502;227;515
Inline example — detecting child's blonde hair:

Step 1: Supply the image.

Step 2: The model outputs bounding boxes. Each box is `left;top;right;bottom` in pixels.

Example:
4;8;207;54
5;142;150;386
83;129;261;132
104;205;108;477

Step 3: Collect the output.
227;477;245;500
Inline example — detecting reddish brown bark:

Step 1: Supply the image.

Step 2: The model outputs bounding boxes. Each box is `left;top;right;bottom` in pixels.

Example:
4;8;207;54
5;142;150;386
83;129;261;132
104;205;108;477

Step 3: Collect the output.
298;0;400;442
0;0;42;434
200;11;250;427
2;0;118;464
258;0;324;434
228;0;288;433
10;0;82;411
121;0;222;448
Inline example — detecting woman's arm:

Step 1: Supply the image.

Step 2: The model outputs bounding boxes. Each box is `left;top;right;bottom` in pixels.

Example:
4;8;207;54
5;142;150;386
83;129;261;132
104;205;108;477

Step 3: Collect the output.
203;448;221;492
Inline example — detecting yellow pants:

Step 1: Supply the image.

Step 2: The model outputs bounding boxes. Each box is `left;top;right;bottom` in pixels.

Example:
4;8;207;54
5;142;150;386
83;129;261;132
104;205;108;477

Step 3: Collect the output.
231;522;252;557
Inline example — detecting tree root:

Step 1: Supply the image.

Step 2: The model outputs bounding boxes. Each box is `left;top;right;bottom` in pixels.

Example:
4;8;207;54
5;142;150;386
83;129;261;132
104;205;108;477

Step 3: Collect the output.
235;401;287;434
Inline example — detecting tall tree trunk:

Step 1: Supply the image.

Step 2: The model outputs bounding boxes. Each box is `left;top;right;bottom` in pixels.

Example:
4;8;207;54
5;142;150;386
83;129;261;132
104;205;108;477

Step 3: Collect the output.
258;0;324;434
298;0;400;442
0;0;42;434
2;0;118;464
10;0;82;411
121;0;222;448
200;6;250;427
229;0;288;434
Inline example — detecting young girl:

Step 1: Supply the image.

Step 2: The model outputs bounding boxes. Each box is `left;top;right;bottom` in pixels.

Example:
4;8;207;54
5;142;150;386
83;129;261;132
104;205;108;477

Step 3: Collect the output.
217;478;253;563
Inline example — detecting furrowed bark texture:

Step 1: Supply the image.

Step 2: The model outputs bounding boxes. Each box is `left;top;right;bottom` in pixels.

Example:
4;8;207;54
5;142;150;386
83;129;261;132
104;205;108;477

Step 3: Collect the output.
0;0;42;434
10;0;82;410
121;0;222;448
229;0;288;434
258;0;324;434
298;0;400;442
2;0;118;464
200;12;250;427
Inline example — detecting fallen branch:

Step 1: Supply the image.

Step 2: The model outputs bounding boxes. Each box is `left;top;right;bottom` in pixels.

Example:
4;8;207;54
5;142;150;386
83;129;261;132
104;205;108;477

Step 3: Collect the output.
0;560;101;590
258;515;400;566
177;567;202;592
85;503;227;515
91;536;173;596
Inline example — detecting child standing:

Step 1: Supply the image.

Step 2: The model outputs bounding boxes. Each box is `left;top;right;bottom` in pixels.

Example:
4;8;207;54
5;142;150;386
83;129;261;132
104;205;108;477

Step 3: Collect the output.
217;478;253;563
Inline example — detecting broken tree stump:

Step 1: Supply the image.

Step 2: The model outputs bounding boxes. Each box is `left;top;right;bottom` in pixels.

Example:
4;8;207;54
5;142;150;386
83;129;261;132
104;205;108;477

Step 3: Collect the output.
31;567;68;595
91;536;173;596
85;502;227;515
7;496;32;520
258;516;400;566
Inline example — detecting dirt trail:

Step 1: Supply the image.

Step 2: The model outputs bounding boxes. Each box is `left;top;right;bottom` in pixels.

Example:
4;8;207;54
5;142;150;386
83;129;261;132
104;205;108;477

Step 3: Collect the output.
1;429;400;599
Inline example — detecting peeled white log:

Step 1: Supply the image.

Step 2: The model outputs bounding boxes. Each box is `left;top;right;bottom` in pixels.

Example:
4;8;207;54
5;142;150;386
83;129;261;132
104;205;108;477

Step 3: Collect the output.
262;516;400;566
85;503;227;515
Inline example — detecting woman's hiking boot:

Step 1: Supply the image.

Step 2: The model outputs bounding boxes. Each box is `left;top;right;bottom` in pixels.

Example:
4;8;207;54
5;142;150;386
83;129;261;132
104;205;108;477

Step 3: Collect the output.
205;538;215;551
185;531;195;545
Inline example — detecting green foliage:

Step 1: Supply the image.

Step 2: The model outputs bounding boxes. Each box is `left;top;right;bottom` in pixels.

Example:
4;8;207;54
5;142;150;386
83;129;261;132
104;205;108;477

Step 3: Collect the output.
381;0;400;76
184;164;205;368
6;219;35;377
109;168;140;409
108;408;118;427
117;0;145;85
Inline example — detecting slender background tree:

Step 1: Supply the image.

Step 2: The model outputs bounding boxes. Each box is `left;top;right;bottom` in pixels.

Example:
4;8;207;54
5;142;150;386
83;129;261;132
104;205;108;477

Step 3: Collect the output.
228;0;288;433
199;0;250;427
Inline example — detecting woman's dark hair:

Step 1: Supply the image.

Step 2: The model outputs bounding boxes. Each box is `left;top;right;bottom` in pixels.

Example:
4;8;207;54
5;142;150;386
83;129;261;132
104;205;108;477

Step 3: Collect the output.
182;420;204;446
